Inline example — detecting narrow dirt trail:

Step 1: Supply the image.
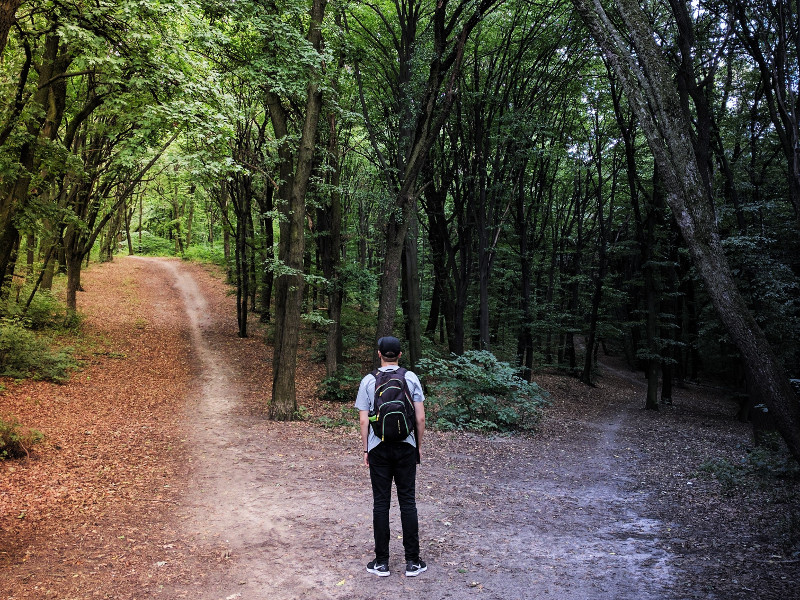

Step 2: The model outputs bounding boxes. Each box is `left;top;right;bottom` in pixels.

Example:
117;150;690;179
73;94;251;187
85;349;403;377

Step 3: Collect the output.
6;255;796;600
136;256;679;600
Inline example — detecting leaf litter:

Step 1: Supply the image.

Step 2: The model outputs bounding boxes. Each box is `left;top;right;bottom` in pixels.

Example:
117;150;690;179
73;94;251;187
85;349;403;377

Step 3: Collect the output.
1;256;797;600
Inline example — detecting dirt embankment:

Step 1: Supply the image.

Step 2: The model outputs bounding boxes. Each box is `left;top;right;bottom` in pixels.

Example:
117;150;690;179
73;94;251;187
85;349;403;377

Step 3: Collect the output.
1;256;797;600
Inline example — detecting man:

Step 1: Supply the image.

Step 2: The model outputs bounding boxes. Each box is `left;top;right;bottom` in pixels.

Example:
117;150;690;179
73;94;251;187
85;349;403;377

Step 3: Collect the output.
355;336;427;577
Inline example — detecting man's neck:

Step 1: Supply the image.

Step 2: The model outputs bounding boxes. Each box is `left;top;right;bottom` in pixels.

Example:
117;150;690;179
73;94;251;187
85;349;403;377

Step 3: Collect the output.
380;361;400;368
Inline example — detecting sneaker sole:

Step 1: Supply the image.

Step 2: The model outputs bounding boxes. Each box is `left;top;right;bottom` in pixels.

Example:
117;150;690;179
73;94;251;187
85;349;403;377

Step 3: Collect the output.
366;567;390;577
405;566;427;577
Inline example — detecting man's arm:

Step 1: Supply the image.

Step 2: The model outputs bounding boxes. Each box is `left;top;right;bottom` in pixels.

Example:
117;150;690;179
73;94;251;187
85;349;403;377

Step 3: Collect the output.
415;402;425;460
359;410;370;466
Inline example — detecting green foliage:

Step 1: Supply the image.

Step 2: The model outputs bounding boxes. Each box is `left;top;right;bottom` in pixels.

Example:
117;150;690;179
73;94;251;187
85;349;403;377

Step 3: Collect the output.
746;440;800;479
699;446;799;492
418;351;548;433
340;262;377;311
134;231;177;256
698;457;742;490
0;417;44;460
0;319;76;382
301;310;335;329
338;305;379;360
317;406;359;429
1;289;68;331
182;243;227;266
294;405;312;420
317;365;362;403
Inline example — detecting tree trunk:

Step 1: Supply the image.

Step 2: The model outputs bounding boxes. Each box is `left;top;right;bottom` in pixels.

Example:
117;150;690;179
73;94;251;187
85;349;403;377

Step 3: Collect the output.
64;248;83;312
221;181;232;282
401;211;422;368
25;232;35;274
124;204;134;255
235;207;248;338
514;168;534;381
268;0;326;421
421;171;463;354
318;112;343;376
364;0;500;343
644;262;660;411
172;184;184;255
425;281;440;338
0;0;21;58
376;201;412;341
185;189;195;248
257;185;274;322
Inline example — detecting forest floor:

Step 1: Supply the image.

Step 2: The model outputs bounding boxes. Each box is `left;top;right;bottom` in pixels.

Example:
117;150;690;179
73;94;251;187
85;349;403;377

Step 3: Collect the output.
1;256;798;600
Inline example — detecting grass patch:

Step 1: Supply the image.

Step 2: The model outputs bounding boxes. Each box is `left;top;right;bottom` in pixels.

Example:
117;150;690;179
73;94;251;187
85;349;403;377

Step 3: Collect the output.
317;406;359;429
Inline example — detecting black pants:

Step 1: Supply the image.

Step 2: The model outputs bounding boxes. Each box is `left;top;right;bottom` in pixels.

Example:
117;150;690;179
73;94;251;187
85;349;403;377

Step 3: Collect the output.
368;441;420;563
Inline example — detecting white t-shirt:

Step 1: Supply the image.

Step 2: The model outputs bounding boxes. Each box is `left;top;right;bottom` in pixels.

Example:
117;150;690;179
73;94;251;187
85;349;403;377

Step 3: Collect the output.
354;366;424;452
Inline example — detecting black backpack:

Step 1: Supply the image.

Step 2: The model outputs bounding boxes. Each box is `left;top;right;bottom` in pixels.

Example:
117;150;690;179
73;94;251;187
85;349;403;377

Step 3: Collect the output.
369;367;417;443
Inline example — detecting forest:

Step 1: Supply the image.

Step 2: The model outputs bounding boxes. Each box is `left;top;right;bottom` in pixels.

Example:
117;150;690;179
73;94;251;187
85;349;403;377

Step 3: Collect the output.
1;0;799;458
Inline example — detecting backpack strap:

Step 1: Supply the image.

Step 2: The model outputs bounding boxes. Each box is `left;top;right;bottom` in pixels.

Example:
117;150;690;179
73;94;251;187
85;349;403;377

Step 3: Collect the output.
371;367;421;464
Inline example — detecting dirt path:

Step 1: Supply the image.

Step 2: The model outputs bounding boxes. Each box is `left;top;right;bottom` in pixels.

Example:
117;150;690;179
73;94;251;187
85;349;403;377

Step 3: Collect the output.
8;256;794;600
132;257;678;600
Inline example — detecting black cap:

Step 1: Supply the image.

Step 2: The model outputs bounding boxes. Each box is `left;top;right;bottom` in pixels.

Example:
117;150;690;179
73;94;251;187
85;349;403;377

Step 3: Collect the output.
377;336;401;359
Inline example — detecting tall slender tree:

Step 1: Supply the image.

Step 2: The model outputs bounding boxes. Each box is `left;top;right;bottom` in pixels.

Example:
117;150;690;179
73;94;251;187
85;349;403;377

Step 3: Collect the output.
267;0;328;420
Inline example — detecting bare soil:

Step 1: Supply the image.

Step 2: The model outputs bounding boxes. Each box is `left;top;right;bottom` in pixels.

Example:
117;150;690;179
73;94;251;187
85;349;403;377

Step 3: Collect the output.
1;256;798;600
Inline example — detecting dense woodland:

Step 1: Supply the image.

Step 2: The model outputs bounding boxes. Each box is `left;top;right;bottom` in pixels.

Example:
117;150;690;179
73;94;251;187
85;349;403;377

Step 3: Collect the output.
1;0;799;456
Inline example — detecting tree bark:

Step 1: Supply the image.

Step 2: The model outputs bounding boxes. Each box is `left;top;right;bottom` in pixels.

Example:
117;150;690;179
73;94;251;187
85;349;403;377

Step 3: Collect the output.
0;0;21;58
376;202;411;342
256;184;274;323
317;113;343;375
401;211;422;368
268;0;327;420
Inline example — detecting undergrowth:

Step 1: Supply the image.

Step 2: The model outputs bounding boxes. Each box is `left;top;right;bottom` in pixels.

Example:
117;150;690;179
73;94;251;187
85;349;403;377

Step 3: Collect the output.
698;438;799;493
0;319;76;382
317;365;362;403
0;417;44;459
418;350;549;433
0;286;78;382
317;406;359;428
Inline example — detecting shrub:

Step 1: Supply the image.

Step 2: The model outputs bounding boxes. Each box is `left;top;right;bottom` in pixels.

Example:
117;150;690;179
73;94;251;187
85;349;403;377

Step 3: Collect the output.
698;457;742;491
183;243;227;266
417;350;549;433
133;231;175;256
747;440;800;478
1;288;68;330
0;417;44;459
24;289;69;330
318;365;362;403
0;319;75;382
698;446;799;492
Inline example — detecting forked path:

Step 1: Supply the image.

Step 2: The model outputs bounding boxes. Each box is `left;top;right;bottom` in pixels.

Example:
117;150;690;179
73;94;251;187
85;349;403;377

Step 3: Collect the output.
145;257;677;600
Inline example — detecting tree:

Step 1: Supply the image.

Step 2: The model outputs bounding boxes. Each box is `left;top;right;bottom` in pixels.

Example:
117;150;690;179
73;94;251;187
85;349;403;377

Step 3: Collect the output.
348;0;501;359
265;0;328;420
571;0;800;458
727;0;800;227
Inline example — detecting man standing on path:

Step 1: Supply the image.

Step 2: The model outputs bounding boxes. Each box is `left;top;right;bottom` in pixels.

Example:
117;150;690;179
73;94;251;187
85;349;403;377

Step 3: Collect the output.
355;336;427;577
